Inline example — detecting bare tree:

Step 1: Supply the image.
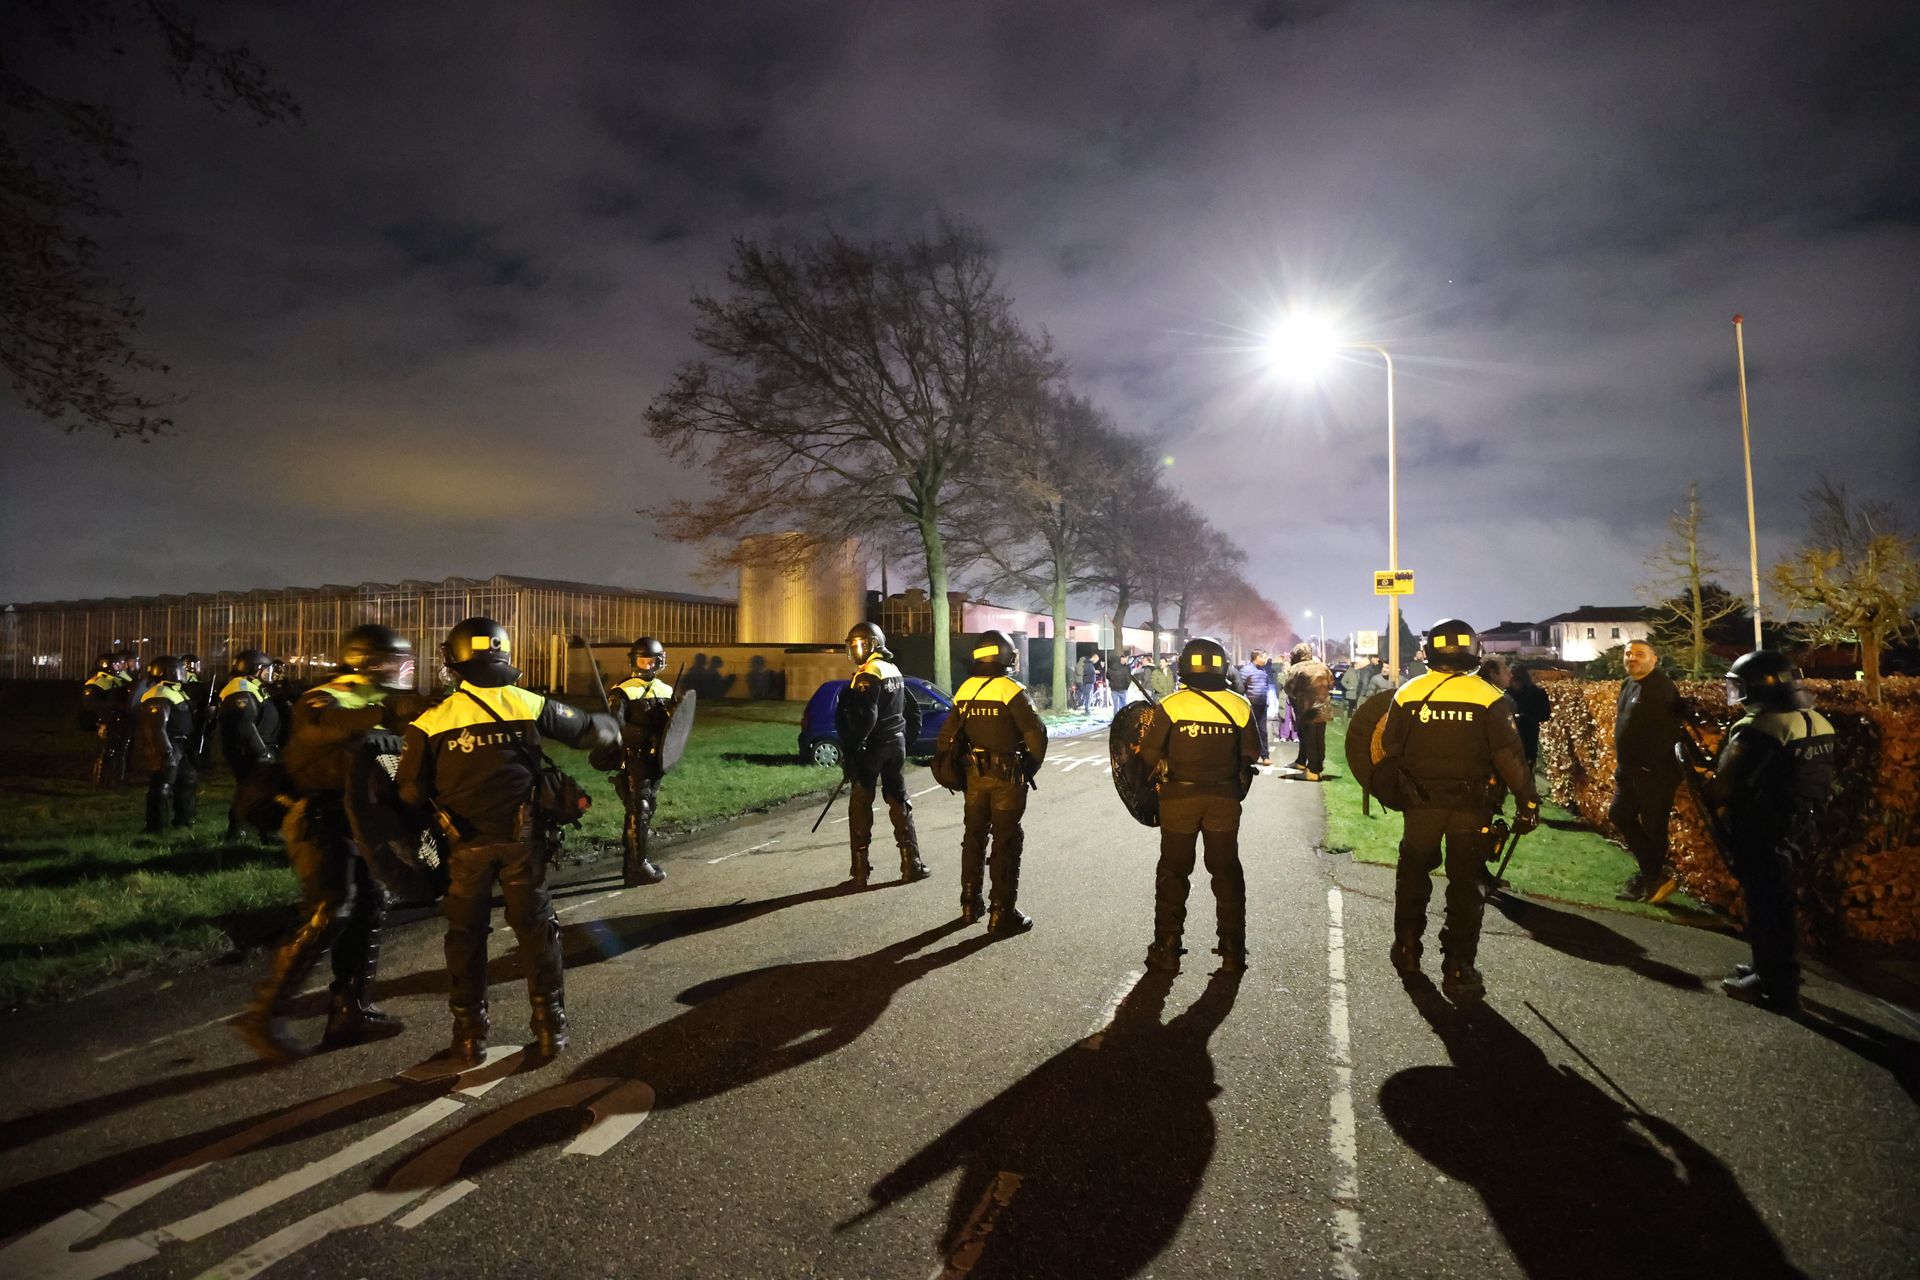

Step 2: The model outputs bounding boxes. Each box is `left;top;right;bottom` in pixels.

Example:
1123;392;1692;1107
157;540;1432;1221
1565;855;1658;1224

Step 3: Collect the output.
1191;569;1286;659
1073;447;1171;663
1640;481;1747;678
645;221;1050;690
3;0;299;437
954;386;1133;708
1772;479;1920;701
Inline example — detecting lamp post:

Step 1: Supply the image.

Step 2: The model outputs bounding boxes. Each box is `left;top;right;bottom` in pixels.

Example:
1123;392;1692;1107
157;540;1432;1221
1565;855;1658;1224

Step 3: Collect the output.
1732;314;1764;649
1304;608;1327;661
1269;321;1399;679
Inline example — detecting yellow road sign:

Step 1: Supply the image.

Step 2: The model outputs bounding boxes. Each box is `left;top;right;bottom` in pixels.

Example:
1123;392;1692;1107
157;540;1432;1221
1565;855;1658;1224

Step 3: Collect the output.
1373;570;1415;596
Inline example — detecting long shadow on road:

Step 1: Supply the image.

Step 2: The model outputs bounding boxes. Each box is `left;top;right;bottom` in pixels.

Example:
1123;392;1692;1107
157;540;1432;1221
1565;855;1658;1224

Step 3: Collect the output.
1379;979;1805;1279
1491;893;1706;992
845;968;1240;1279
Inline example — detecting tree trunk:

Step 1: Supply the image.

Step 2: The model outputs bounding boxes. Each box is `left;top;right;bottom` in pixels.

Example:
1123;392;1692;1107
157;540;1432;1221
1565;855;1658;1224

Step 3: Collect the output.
920;515;953;691
1049;551;1069;712
1863;627;1883;702
1110;587;1131;672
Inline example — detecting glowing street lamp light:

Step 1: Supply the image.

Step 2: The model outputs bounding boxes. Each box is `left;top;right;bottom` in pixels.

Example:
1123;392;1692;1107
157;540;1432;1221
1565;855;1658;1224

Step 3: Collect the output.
1303;608;1327;661
1269;316;1401;681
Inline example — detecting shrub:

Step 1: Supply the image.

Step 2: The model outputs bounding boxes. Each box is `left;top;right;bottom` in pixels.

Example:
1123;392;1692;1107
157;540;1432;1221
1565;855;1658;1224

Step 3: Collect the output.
1539;676;1920;946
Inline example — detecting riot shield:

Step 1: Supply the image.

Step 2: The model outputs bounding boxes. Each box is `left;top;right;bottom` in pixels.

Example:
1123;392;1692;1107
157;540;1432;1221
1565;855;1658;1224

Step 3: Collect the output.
344;740;447;903
660;689;697;774
1344;690;1395;792
1109;700;1160;827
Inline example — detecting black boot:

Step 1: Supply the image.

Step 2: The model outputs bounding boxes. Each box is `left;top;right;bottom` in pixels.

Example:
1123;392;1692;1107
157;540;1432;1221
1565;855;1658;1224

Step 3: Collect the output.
960;886;986;925
1390;928;1424;976
144;780;170;835
232;907;334;1064
986;843;1029;933
321;992;406;1048
988;904;1033;936
849;845;871;886
1213;939;1247;973
529;995;569;1060
1441;956;1485;1005
449;1002;490;1063
1145;936;1185;972
900;848;931;882
622;812;664;887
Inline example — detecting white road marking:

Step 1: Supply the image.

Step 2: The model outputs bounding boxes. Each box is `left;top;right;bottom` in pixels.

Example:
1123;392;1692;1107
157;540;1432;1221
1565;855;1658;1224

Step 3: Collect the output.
393;1180;478;1230
911;784;942;798
705;840;779;865
1327;886;1362;1279
1876;998;1920;1036
1083;968;1145;1049
94;1012;237;1064
561;1080;657;1156
1053;753;1110;773
930;1170;1023;1279
557;893;614;916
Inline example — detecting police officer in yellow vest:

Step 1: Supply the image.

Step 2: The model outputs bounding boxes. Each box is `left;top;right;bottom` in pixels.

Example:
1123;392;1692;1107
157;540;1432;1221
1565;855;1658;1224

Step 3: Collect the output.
1138;636;1261;973
839;621;926;884
133;655;199;833
1377;618;1539;1005
218;648;282;841
234;625;416;1062
398;618;619;1062
82;651;135;786
605;636;672;887
941;630;1048;933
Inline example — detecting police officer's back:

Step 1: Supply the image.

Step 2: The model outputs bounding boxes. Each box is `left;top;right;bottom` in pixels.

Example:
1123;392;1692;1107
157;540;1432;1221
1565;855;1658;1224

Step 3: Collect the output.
941;630;1047;933
1137;636;1261;973
81;651;134;786
397;617;618;1061
1376;619;1539;1004
133;656;198;834
836;622;926;884
1708;650;1835;1013
218;648;282;841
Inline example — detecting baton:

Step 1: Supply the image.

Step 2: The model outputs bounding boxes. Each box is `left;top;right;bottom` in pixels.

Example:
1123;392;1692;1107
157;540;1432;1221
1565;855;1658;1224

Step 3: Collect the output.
812;775;849;833
570;634;612;707
1485;827;1526;901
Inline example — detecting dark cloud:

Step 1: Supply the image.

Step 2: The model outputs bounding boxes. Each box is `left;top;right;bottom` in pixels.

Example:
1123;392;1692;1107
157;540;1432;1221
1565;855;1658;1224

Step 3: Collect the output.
2;0;1915;645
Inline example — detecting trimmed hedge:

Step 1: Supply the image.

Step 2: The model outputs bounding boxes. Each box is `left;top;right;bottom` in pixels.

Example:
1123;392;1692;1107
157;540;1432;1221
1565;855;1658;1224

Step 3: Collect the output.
1539;675;1920;946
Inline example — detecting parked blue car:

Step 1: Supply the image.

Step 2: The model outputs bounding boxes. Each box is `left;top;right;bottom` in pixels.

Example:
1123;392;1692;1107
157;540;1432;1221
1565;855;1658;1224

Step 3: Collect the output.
798;677;954;767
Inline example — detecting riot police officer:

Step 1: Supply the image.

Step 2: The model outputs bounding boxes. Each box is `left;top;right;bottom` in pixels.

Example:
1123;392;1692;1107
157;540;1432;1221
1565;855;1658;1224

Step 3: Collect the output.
838;622;926;885
234;625;416;1062
1375;619;1540;1005
81;651;134;786
1137;636;1262;973
1707;651;1835;1014
397;617;619;1062
940;630;1048;932
133;656;198;833
605;636;673;887
219;648;283;841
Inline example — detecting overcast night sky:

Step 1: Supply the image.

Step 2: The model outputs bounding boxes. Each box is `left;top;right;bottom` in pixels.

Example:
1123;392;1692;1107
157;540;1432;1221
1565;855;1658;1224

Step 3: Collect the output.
3;0;1916;645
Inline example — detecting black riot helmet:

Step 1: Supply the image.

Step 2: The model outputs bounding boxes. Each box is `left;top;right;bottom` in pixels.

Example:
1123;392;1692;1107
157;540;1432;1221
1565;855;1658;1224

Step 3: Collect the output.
146;655;185;684
1424;618;1481;673
442;617;520;687
339;624;416;689
1726;650;1812;711
969;629;1018;674
847;621;889;665
628;636;667;677
180;653;202;677
94;652;117;674
231;648;274;678
1178;636;1231;690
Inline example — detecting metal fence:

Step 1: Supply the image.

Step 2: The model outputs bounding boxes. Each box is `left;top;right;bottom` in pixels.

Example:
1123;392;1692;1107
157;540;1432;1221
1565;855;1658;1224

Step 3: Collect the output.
1;575;736;690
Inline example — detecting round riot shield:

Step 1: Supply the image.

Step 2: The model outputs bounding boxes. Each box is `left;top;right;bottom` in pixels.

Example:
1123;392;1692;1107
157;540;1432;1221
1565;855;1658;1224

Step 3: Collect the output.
660;689;697;774
1109;701;1160;827
345;740;448;903
1344;690;1396;793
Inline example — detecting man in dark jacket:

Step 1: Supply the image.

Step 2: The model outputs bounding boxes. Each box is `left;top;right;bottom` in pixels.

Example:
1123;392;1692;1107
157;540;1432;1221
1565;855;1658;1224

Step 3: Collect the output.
838;622;925;885
398;617;619;1062
1609;640;1684;903
939;630;1048;932
133;656;198;833
1284;644;1335;779
1238;650;1273;766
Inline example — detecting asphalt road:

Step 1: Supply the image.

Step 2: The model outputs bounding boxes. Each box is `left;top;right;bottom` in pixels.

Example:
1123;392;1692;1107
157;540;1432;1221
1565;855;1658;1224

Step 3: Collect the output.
2;732;1916;1279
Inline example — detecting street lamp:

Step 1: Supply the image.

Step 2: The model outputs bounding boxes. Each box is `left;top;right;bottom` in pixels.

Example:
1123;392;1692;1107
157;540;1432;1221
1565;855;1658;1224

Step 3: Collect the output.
1270;316;1401;681
1303;608;1327;661
1732;314;1764;649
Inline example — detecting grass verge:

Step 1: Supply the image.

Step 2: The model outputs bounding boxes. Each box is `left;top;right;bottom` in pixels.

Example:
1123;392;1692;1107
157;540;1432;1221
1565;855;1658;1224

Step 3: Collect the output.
1318;716;1718;925
0;695;831;1006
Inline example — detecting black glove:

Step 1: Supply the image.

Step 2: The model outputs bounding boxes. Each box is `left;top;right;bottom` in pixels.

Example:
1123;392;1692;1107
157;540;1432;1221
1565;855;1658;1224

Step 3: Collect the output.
365;730;405;757
1514;797;1542;836
1022;755;1041;791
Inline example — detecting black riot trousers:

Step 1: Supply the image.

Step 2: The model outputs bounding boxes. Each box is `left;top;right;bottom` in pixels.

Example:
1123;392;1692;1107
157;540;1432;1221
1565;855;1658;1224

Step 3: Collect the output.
1733;831;1801;1001
1394;806;1494;963
255;798;387;1014
617;773;660;879
144;758;199;832
1154;791;1246;949
1608;767;1679;881
849;737;920;865
961;761;1028;907
442;837;563;1014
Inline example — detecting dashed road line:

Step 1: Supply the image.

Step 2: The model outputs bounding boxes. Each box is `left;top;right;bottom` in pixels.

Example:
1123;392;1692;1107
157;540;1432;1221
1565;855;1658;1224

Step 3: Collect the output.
705;839;780;865
1327;885;1362;1279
